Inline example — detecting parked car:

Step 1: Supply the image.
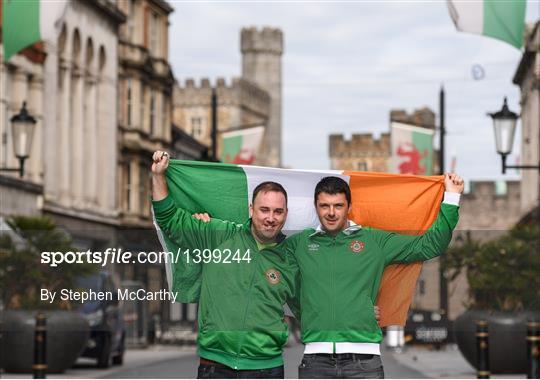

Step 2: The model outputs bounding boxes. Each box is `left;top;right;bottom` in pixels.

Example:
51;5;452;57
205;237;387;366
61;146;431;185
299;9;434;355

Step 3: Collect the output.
75;272;125;368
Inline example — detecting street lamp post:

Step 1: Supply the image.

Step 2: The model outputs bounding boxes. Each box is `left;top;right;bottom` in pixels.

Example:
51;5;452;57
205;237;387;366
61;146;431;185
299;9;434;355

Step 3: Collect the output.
0;101;37;177
488;97;540;174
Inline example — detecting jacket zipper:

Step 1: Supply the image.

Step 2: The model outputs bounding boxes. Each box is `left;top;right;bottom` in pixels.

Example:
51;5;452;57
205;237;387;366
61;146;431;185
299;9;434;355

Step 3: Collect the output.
331;236;336;354
234;242;259;369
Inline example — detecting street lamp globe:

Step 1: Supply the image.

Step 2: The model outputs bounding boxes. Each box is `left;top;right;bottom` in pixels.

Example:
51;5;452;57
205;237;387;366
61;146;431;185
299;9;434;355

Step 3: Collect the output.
488;97;519;156
10;101;36;159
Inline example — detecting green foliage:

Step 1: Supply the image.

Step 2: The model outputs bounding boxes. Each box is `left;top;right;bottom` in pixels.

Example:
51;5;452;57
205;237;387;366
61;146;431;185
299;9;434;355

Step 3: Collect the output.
0;215;98;310
445;224;540;311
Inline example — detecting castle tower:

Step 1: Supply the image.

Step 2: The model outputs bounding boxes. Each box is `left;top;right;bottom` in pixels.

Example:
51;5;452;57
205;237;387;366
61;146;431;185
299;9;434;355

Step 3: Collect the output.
241;27;283;167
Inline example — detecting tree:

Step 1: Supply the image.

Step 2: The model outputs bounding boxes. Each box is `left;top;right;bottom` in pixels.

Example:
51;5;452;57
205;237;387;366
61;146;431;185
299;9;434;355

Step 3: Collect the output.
445;224;540;311
0;216;97;310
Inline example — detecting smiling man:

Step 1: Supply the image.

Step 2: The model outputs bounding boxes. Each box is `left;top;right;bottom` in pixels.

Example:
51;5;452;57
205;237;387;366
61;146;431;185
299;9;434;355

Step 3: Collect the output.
285;174;463;379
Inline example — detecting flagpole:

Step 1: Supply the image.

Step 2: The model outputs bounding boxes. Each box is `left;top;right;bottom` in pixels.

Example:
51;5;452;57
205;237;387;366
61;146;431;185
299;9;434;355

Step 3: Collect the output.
439;84;449;319
211;87;217;161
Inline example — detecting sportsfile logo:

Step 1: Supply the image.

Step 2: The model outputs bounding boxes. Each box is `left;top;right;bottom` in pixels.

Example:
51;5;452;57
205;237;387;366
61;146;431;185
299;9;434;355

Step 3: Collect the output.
307;243;319;252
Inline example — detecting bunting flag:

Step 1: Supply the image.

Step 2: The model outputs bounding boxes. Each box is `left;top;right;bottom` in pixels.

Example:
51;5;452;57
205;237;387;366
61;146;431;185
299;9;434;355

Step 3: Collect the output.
156;160;446;326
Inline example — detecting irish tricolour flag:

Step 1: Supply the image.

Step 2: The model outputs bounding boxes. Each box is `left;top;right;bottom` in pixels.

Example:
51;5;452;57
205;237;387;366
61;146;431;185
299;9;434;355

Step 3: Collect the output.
447;0;527;49
156;160;446;326
2;0;67;61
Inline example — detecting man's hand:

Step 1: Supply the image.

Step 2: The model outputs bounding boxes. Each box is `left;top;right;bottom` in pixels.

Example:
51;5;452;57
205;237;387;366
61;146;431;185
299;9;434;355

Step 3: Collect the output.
152;150;170;175
374;306;380;324
444;173;464;194
192;212;211;223
151;151;170;201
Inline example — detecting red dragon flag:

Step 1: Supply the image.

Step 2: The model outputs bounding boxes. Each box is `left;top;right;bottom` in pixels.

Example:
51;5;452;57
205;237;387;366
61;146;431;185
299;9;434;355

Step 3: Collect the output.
390;122;435;175
220;126;265;165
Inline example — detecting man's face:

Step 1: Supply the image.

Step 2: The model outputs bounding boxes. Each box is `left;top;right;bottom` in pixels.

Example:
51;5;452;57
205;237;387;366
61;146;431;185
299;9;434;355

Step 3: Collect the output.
249;191;288;244
315;192;351;235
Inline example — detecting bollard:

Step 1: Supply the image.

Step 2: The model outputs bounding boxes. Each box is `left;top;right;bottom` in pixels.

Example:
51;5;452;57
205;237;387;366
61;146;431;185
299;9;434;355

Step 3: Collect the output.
527;321;540;379
476;319;490;379
33;312;47;379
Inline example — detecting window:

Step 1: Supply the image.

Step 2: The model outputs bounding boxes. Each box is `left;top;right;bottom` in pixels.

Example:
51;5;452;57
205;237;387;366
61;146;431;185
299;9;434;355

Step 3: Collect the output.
126;79;132;127
357;161;368;171
149;12;159;56
150;91;155;136
191;117;203;138
161;95;167;136
123;162;132;212
140;82;145;130
128;0;135;42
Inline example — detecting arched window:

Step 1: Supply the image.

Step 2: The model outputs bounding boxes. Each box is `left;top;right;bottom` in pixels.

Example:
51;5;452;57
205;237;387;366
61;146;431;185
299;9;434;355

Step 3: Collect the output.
58;24;67;58
85;37;94;72
98;45;106;74
72;29;81;67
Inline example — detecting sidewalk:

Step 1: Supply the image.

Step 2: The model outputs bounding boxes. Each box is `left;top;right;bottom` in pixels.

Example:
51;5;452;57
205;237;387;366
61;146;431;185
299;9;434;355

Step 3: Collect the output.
387;344;526;379
0;344;196;379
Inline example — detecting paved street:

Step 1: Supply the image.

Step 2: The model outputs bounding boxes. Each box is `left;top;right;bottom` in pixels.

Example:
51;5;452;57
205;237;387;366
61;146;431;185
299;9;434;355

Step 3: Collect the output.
101;342;426;379
1;342;528;378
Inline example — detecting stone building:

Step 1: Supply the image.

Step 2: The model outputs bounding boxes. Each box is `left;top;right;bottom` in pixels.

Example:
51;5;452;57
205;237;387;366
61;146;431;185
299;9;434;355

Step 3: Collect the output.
329;107;439;173
1;0;182;326
173;77;270;155
513;21;539;220
114;0;175;321
173;27;282;167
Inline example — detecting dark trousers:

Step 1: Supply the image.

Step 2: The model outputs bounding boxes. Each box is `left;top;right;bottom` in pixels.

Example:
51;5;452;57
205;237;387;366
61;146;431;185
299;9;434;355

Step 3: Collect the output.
197;363;284;379
298;353;385;379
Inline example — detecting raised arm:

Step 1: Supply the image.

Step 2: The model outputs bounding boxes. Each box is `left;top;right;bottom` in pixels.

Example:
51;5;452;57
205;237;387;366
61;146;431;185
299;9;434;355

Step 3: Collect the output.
151;150;239;250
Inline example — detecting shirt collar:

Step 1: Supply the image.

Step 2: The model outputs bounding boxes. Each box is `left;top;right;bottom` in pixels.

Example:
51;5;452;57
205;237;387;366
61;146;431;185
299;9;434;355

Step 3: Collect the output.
309;220;362;237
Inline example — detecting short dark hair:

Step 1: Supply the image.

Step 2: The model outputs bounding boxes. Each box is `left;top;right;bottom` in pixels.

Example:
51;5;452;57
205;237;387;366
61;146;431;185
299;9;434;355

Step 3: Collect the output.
252;181;288;206
314;176;351;205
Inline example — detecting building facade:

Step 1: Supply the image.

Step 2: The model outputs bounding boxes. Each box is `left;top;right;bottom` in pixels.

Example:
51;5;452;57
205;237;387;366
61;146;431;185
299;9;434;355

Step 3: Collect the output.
513;21;540;220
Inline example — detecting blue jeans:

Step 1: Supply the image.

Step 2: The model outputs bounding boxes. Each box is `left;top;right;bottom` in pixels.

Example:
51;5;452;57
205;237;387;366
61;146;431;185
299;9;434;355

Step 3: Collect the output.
298;353;385;379
197;363;284;379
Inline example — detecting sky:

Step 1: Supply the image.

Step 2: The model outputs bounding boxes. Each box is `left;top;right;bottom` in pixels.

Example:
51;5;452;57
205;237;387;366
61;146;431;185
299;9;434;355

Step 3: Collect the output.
168;1;540;188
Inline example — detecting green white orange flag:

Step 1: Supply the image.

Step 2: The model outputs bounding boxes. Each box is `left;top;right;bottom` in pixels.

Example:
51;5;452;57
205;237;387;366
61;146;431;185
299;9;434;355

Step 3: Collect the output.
391;122;435;176
2;0;67;61
220;126;265;165
447;0;527;49
154;160;446;327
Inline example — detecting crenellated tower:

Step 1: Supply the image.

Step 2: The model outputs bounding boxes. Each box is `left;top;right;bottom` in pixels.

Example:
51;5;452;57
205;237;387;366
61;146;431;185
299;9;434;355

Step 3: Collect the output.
241;27;283;167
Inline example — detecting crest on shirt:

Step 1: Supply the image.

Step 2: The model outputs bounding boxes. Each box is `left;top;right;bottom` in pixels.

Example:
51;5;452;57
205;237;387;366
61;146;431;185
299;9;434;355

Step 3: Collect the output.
349;240;365;254
308;243;320;252
265;268;281;285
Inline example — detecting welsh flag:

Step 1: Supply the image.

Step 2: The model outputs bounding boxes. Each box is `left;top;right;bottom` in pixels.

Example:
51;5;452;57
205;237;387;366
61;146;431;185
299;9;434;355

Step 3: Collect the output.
155;160;446;327
220;126;264;165
2;0;67;61
391;122;435;176
447;0;527;49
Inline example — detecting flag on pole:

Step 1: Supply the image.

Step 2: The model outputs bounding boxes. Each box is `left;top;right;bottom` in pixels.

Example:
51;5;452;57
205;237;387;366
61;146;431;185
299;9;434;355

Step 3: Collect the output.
2;0;67;61
447;0;527;49
391;122;435;175
155;160;446;326
220;126;265;165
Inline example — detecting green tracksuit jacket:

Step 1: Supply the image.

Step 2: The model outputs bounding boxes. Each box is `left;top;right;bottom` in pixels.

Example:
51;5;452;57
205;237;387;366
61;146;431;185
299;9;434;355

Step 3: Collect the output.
283;202;459;345
153;195;298;370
